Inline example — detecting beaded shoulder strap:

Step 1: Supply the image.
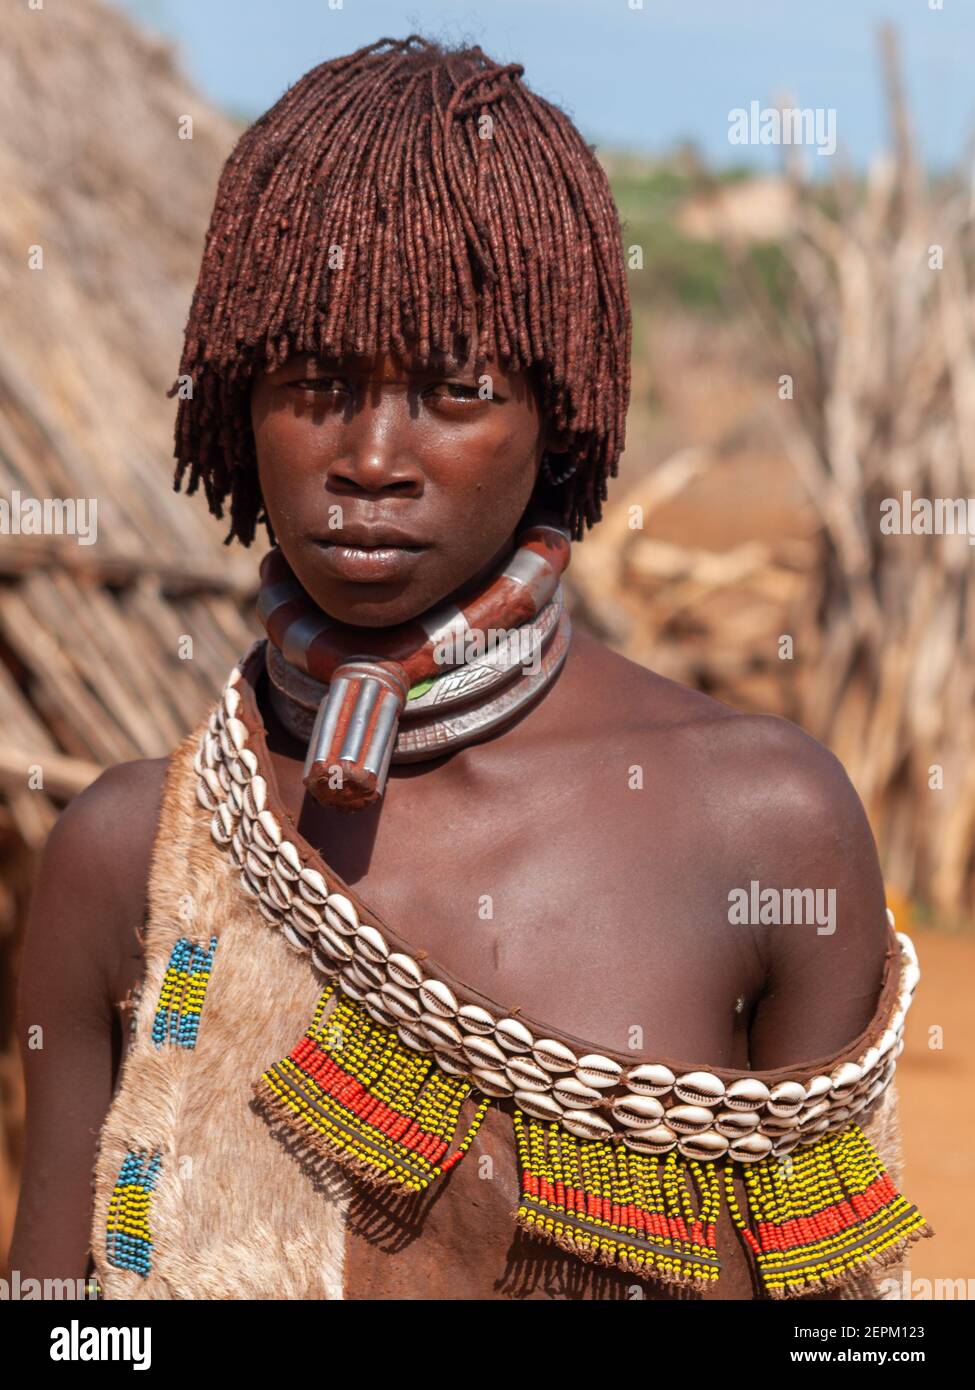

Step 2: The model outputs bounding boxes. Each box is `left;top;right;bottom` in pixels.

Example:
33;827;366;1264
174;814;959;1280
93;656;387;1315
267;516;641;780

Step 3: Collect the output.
195;643;931;1296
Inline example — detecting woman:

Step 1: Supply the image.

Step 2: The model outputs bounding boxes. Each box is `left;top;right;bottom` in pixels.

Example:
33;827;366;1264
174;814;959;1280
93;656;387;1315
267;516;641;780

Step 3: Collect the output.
11;35;927;1300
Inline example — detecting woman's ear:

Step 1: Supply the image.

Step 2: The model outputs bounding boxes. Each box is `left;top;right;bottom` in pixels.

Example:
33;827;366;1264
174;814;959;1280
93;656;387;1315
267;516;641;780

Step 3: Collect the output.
542;424;572;456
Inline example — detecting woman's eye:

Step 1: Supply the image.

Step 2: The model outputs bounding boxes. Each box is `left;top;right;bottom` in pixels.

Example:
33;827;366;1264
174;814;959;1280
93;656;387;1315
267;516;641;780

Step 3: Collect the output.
292;377;347;395
425;382;481;402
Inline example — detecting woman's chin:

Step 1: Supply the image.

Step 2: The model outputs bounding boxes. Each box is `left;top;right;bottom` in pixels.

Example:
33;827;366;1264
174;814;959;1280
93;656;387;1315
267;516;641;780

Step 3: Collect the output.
284;537;507;628
296;575;451;630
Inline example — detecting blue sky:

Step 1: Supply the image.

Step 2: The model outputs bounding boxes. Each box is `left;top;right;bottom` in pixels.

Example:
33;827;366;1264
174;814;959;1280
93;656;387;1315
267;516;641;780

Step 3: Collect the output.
113;0;973;172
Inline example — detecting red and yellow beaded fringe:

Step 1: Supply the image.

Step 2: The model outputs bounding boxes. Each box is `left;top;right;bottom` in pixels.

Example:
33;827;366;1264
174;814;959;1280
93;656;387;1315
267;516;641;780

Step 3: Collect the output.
251;984;930;1293
722;1124;931;1297
253;982;490;1192
513;1110;931;1295
512;1109;722;1290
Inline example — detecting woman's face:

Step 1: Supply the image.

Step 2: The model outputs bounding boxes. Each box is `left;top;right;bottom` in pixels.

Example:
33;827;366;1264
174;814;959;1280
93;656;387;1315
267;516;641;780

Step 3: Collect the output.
250;347;559;626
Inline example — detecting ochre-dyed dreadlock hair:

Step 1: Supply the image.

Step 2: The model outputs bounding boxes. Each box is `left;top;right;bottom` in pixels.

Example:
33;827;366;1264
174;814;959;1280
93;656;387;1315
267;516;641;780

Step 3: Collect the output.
170;34;632;544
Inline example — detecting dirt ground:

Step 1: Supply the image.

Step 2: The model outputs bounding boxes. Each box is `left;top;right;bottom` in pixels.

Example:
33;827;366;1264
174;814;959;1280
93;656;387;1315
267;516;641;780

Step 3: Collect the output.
894;930;975;1296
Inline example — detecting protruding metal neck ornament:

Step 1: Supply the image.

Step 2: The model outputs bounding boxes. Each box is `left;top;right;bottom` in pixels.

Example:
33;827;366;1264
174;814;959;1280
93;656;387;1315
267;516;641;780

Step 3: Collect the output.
257;514;572;812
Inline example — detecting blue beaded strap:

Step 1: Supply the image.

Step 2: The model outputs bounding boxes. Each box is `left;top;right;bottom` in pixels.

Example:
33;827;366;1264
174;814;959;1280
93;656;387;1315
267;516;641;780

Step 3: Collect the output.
151;935;218;1048
105;1149;162;1278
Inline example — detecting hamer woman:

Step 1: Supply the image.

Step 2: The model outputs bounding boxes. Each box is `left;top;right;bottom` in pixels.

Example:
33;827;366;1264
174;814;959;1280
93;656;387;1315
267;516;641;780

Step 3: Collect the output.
11;36;929;1300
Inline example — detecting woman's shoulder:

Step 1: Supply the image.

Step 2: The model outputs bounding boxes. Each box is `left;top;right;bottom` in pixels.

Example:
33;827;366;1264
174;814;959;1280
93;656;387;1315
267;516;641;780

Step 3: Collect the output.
28;757;171;989
49;755;171;868
579;630;861;796
567;639;891;1065
52;755;172;908
573;634;888;948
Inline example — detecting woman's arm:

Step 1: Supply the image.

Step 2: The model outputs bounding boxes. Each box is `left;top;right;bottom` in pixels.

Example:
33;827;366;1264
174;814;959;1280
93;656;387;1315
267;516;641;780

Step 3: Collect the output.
8;759;166;1284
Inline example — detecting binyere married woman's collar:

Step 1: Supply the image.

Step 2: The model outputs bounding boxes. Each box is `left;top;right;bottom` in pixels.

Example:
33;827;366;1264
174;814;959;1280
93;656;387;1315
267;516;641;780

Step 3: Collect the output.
257;513;573;812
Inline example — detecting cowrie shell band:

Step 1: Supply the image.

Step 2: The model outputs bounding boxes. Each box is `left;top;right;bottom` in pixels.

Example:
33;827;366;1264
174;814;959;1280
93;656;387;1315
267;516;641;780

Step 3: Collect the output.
199;651;918;1161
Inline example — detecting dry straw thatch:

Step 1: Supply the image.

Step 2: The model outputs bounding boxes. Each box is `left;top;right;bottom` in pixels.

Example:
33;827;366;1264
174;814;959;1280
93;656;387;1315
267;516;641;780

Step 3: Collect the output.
0;0;257;1260
0;0;258;850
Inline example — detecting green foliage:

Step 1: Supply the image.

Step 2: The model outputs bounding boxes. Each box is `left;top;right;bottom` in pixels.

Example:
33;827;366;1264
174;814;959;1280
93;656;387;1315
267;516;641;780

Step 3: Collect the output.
610;161;786;316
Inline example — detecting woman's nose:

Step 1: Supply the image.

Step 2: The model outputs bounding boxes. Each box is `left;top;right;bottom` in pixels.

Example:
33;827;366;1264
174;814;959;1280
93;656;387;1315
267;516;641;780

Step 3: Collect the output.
325;393;424;498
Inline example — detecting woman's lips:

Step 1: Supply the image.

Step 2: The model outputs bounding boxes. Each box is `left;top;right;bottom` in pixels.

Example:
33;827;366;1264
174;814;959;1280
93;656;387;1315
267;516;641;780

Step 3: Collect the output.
312;539;429;582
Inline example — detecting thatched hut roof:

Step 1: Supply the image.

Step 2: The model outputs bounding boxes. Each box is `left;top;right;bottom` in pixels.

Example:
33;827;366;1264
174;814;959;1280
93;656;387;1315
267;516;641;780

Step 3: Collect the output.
0;0;262;853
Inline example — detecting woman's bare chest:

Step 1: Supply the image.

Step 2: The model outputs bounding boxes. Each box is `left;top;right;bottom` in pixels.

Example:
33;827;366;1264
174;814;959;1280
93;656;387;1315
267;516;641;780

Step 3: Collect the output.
280;740;759;1070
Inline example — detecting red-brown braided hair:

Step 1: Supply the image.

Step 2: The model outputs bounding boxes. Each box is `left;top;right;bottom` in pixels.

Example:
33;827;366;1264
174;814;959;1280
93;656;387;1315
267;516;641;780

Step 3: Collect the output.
169;34;632;544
